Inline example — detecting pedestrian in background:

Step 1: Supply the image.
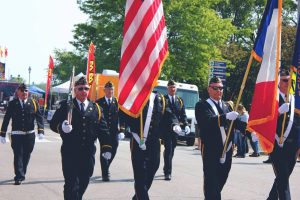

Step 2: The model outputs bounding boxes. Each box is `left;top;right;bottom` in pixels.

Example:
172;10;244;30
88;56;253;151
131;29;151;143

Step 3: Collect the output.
233;104;249;158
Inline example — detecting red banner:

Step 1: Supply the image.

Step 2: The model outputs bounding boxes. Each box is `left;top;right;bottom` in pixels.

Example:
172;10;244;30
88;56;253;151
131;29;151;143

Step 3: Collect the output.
44;56;54;110
86;42;96;98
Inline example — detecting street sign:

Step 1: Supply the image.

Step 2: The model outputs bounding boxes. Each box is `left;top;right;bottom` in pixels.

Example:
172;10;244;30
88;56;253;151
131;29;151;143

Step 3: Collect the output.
208;61;227;85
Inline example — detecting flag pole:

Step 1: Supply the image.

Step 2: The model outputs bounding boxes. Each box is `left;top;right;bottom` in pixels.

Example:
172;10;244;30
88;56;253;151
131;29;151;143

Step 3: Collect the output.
221;54;254;159
279;67;293;144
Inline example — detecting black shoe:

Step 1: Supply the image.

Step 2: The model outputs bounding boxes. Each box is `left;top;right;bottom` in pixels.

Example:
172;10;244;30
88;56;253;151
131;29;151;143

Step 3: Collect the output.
249;153;260;157
236;155;245;158
102;175;110;182
263;159;272;163
14;180;22;185
164;174;171;181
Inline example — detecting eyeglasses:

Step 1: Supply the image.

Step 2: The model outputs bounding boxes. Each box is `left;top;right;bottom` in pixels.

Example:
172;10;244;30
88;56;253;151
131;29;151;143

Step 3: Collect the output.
280;79;289;83
210;86;224;91
20;89;28;92
77;87;89;91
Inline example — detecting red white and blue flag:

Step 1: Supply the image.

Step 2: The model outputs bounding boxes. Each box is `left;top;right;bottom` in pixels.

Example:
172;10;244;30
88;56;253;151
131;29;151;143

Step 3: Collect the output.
292;17;300;114
118;0;169;117
248;0;282;153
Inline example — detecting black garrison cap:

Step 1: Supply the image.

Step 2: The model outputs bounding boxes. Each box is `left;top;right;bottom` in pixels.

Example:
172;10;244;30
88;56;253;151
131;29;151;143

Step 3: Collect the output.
18;83;28;91
104;81;114;89
75;77;88;86
167;79;176;86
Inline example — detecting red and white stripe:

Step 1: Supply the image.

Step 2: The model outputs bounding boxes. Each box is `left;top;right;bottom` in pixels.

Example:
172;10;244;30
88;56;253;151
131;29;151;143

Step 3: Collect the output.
248;6;281;153
118;0;168;117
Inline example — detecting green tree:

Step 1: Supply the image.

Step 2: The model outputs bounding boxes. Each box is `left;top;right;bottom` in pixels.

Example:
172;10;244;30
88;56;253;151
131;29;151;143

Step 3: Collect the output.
162;0;235;91
52;49;86;85
62;0;235;92
72;0;125;72
216;0;298;107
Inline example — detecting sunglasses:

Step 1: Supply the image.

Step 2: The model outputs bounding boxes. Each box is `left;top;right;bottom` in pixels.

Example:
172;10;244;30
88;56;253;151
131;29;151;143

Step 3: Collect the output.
210;86;224;91
20;89;28;92
280;79;289;83
77;87;89;91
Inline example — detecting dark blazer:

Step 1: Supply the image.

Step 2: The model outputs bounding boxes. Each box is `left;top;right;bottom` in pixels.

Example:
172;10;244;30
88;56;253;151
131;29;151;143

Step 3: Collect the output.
195;99;233;157
50;98;111;153
275;95;300;147
122;93;165;143
1;98;44;137
96;97;119;138
160;95;186;139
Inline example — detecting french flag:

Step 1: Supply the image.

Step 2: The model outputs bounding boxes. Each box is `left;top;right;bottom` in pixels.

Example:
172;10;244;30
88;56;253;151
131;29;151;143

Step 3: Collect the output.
292;17;300;114
247;0;282;153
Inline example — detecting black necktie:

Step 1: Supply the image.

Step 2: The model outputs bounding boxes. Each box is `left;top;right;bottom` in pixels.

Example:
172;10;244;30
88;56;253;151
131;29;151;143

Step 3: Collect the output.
171;97;175;106
108;99;111;106
22;100;25;109
216;101;223;114
80;102;85;114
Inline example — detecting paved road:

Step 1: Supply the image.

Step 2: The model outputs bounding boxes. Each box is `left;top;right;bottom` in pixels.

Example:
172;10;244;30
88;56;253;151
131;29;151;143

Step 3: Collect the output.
0;116;299;200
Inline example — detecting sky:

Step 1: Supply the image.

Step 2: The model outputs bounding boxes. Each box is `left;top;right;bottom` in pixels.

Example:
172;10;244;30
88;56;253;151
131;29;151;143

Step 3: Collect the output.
0;0;88;84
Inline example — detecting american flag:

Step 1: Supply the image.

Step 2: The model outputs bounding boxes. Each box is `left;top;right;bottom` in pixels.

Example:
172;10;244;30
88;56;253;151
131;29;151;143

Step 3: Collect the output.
118;0;168;117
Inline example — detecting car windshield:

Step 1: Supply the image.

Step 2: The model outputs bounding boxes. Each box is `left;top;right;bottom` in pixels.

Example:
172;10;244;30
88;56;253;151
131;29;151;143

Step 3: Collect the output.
154;86;199;109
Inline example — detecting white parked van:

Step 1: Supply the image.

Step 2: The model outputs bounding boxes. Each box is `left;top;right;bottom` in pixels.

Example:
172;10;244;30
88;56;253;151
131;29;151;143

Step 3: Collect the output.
154;80;199;146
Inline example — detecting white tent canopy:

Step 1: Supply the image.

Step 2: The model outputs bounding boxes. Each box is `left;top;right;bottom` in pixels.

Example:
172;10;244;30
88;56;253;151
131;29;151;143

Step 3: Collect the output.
51;72;85;93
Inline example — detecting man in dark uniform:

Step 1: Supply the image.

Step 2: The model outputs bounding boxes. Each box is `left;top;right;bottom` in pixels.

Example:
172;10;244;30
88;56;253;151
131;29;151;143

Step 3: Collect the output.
95;81;125;181
161;79;190;181
267;70;300;200
50;77;112;200
121;91;176;200
195;77;238;200
0;83;44;185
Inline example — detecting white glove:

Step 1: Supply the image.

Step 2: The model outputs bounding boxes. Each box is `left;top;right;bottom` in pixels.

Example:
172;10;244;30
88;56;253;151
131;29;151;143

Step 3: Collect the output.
226;111;239;120
173;125;182;135
278;103;289;114
102;152;112;160
185;126;191;135
139;143;146;150
251;132;258;142
38;134;44;140
118;132;125;140
0;136;6;144
62;120;72;133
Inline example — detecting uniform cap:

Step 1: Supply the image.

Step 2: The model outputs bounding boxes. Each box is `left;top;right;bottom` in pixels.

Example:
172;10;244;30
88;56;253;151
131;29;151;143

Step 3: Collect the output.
167;79;176;86
75;77;88;86
279;69;290;77
104;81;114;89
209;76;222;85
18;83;28;91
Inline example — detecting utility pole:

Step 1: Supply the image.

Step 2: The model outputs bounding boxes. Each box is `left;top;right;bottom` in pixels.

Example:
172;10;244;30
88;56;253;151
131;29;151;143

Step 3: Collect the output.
28;66;32;86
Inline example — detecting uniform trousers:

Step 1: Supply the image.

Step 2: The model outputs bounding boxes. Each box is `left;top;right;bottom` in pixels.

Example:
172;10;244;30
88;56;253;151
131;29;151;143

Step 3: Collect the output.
131;138;160;200
100;137;118;177
61;144;96;200
163;134;177;175
11;133;35;181
202;145;232;200
267;142;298;200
